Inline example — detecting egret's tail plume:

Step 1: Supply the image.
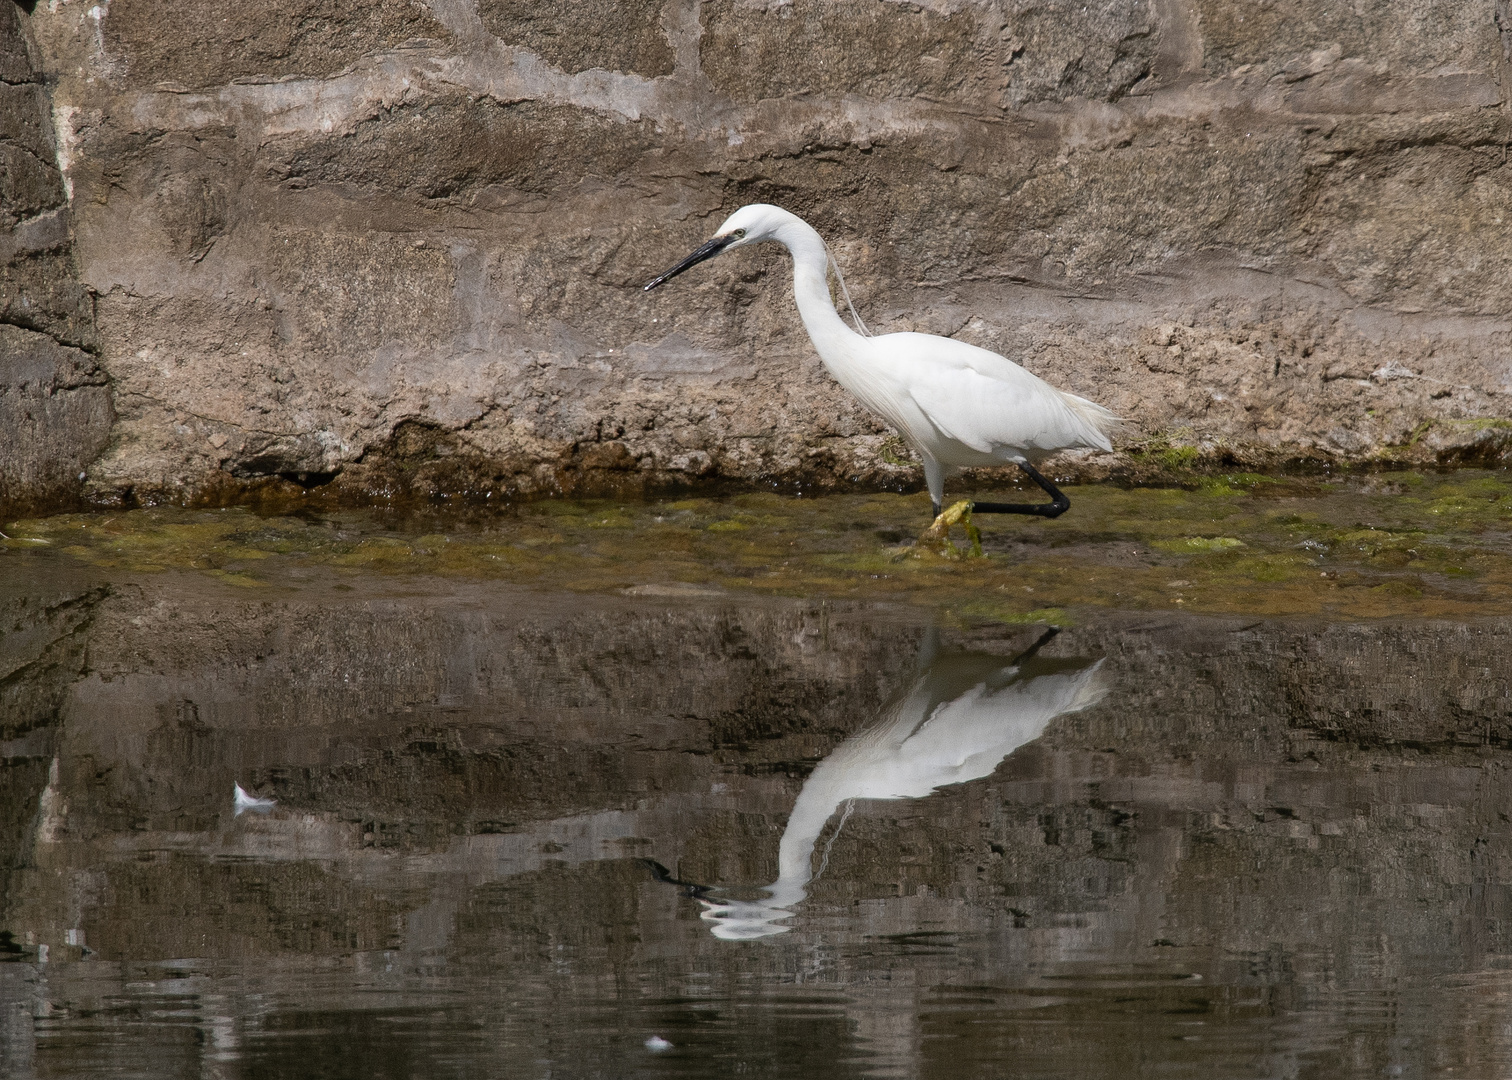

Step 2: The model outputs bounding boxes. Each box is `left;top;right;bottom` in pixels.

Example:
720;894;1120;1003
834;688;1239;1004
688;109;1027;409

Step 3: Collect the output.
1067;659;1111;714
1060;392;1123;451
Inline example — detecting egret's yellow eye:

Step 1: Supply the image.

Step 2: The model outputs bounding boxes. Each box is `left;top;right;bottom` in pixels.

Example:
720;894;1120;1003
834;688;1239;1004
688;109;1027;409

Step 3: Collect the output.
731;228;747;239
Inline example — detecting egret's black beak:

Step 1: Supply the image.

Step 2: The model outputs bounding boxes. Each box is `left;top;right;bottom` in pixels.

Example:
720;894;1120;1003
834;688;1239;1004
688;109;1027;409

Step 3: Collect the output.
644;233;740;291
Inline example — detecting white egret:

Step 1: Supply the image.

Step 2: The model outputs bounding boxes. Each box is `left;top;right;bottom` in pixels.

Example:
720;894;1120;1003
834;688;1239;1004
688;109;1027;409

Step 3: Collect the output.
645;204;1119;526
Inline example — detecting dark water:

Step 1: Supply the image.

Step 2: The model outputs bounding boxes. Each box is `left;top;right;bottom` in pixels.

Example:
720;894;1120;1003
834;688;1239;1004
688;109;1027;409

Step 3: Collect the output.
3;568;1512;1078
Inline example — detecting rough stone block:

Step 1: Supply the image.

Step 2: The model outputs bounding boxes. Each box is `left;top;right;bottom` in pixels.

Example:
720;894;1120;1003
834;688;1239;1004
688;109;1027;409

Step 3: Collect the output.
0;1;31;85
0;249;96;351
479;0;675;77
0;324;112;513
102;0;446;86
1193;0;1501;77
0;82;52;162
0;143;62;226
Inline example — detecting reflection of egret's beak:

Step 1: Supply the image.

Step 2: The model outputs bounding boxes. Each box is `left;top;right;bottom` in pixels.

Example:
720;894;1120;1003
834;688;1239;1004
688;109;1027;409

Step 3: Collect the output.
644;860;798;940
698;897;796;940
644;233;740;291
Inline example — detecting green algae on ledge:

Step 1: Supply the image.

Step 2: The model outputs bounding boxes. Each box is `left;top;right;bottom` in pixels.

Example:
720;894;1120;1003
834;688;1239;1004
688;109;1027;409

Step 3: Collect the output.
4;470;1510;622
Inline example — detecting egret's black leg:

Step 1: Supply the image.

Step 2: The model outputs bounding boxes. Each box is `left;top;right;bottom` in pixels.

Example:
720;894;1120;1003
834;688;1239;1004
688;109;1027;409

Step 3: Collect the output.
931;498;942;518
971;463;1071;519
1011;626;1061;665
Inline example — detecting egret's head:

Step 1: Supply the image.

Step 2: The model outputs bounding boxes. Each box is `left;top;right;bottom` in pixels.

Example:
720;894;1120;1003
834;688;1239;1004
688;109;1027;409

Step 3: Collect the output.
643;203;790;291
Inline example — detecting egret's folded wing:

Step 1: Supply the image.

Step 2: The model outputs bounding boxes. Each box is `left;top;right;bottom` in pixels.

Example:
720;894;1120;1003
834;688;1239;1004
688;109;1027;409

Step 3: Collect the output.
874;334;1104;456
906;363;1090;456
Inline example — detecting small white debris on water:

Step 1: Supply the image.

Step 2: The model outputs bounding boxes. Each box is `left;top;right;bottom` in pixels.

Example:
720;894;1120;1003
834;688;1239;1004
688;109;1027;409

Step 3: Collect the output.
233;783;276;816
645;1036;673;1052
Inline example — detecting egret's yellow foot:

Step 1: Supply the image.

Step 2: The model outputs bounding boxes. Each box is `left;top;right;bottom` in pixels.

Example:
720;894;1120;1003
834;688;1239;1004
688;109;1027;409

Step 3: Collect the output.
911;500;983;559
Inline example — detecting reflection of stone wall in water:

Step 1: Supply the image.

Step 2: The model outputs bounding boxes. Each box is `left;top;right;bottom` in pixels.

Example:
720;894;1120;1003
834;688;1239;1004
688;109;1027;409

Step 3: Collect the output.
3;577;1511;1005
5;0;1512;509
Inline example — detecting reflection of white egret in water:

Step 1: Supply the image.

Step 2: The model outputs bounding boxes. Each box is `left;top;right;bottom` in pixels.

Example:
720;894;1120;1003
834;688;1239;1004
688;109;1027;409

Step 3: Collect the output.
697;631;1106;940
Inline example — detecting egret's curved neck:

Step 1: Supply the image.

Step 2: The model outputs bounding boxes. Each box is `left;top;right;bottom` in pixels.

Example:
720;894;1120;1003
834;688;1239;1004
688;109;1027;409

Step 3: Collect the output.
772;220;862;360
765;772;847;906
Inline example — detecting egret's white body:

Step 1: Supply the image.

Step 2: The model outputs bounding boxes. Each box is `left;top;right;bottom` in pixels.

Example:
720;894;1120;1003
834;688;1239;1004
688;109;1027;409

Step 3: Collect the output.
646;205;1118;513
698;645;1107;940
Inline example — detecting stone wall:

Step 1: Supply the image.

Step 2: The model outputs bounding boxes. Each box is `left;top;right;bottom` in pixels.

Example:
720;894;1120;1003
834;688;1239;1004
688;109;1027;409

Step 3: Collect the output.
0;2;109;514
10;0;1512;506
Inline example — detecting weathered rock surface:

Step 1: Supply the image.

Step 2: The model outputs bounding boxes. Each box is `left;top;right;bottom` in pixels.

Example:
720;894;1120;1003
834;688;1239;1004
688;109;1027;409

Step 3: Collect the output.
0;324;111;511
10;0;1512;506
0;3;93;351
0;1;107;514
